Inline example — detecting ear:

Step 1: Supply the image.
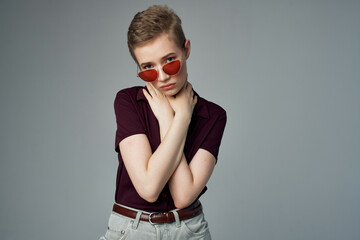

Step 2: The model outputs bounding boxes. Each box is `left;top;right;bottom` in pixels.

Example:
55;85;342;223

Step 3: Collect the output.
184;39;191;59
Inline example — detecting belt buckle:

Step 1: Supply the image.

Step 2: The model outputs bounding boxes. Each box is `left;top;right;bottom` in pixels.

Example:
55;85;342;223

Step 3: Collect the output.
149;212;159;225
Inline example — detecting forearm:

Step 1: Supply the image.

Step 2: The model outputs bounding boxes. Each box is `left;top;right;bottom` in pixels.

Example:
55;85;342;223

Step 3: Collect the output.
159;119;199;209
142;115;189;200
168;155;197;209
168;150;216;209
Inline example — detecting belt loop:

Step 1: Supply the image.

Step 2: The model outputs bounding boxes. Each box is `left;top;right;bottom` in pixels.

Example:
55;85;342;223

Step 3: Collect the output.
170;210;181;228
132;210;142;229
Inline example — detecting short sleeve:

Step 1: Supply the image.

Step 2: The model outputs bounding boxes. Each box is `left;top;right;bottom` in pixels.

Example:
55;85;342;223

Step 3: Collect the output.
199;110;227;161
114;91;146;152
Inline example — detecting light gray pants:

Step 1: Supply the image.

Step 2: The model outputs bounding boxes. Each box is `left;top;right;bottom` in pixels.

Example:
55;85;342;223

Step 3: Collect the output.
99;204;211;240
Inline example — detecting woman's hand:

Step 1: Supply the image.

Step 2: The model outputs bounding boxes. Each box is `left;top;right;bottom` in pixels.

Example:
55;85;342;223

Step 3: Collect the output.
167;82;198;121
143;82;174;126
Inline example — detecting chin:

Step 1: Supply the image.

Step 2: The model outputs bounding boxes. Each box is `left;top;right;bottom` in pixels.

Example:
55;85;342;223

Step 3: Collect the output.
162;88;180;96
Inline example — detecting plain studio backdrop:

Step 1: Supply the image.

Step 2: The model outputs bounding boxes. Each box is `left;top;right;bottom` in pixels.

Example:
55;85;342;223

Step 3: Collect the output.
1;0;359;239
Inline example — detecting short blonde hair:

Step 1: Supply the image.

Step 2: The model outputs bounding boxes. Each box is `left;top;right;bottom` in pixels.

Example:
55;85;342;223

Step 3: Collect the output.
127;5;186;63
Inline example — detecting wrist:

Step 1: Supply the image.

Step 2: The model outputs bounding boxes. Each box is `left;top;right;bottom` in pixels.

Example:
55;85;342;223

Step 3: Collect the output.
174;112;191;125
159;116;173;128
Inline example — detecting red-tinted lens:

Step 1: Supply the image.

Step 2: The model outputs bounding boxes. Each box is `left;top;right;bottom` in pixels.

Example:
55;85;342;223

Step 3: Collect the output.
138;69;157;82
163;60;181;75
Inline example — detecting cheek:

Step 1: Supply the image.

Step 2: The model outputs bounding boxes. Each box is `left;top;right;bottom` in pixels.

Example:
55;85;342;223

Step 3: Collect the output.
179;67;188;84
181;63;188;78
152;83;162;92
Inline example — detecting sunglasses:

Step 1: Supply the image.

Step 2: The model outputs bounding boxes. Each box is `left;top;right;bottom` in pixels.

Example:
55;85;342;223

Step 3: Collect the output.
137;60;181;82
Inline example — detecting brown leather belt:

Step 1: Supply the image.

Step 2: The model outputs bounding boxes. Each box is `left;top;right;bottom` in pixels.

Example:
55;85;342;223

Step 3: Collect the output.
112;201;202;224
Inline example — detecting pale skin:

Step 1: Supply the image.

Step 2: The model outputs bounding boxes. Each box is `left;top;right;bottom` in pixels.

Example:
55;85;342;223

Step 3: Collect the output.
119;33;216;209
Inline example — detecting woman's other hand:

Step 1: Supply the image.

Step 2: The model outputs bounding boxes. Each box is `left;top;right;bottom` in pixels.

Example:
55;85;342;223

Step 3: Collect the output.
167;82;197;121
143;82;174;124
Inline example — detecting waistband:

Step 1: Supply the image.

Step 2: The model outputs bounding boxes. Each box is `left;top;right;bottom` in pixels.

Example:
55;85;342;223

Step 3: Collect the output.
112;201;202;224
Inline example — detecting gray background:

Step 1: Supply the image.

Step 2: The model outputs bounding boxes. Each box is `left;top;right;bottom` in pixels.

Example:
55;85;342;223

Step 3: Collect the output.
1;0;359;239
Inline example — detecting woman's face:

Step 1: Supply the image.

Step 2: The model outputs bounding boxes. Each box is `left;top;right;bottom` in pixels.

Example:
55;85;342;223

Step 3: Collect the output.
134;33;190;96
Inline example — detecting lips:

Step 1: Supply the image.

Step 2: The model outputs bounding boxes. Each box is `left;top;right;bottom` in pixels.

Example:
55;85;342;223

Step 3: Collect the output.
160;83;176;90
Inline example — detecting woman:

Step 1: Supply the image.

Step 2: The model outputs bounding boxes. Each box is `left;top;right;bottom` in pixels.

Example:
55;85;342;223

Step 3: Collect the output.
100;5;226;240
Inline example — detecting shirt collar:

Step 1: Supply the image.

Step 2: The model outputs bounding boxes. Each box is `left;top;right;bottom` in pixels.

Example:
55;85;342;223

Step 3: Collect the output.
136;86;209;119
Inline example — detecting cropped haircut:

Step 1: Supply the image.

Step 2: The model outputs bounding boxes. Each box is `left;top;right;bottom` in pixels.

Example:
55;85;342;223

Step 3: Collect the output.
127;5;186;63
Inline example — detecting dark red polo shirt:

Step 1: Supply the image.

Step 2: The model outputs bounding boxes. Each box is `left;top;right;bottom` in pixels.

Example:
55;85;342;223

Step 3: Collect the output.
113;86;226;212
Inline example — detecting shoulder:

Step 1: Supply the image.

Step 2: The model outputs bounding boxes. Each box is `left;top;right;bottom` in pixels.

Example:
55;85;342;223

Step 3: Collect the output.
115;86;143;99
198;95;227;120
114;86;144;104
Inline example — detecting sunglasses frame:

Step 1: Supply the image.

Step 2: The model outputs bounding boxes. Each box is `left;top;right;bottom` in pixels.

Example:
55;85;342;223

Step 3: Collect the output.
137;59;182;82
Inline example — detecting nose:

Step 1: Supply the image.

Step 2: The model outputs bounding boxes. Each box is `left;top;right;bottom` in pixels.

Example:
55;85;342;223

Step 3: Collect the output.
157;67;170;82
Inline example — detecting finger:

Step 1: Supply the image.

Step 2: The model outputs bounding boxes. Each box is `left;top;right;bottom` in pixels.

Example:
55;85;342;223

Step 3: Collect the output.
148;82;156;91
186;82;193;93
187;82;192;89
184;82;189;90
150;82;162;96
193;95;198;106
146;82;156;97
142;88;152;100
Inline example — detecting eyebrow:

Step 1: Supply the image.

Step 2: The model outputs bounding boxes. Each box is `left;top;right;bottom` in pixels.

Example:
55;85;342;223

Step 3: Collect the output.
139;52;177;67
